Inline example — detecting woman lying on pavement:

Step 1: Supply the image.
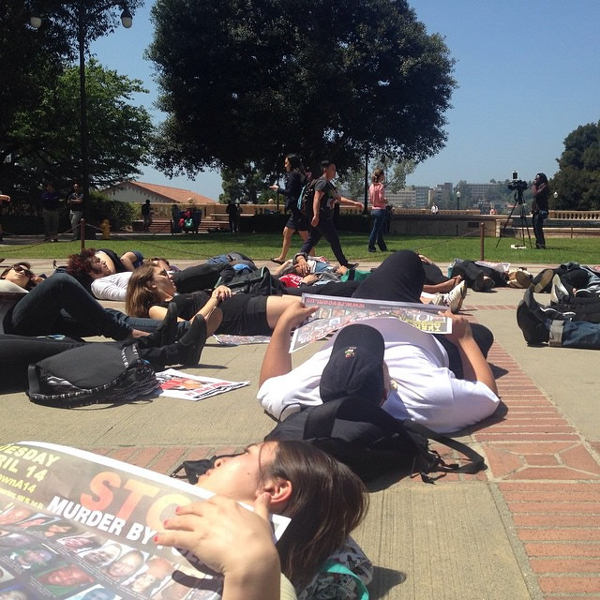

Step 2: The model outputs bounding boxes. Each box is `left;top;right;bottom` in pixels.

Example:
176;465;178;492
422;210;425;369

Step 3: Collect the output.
158;440;368;600
1;269;174;340
125;264;302;337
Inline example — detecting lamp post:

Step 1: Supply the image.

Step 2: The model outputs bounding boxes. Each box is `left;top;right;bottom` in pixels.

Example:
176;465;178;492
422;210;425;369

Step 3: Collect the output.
456;190;461;211
30;4;132;223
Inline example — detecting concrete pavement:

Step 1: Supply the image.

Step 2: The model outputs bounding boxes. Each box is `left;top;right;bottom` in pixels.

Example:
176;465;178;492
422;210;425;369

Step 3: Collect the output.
1;255;599;599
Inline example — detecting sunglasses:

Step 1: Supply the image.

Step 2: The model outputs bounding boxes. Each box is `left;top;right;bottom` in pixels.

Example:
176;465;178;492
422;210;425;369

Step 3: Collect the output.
12;265;33;278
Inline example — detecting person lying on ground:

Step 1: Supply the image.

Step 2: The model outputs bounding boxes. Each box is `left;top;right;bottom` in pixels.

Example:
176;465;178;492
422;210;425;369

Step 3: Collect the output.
67;250;231;301
1;262;42;291
517;285;600;349
1;270;164;341
257;302;499;433
531;263;600;297
418;254;464;294
126;264;302;337
0;299;210;392
276;252;467;313
158;440;368;600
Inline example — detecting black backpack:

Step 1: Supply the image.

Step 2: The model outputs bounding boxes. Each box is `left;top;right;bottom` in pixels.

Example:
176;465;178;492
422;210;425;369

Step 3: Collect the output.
27;343;159;408
217;266;284;296
297;179;318;217
264;396;486;483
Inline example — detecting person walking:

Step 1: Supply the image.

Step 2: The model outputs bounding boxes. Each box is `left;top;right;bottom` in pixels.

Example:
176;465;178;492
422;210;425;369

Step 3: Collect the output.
41;182;61;242
367;168;388;253
141;199;153;233
269;154;313;264
67;182;84;240
531;172;549;249
299;160;362;268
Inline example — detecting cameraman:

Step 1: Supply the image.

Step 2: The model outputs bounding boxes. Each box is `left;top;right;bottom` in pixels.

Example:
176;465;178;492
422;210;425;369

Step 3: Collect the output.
532;172;549;249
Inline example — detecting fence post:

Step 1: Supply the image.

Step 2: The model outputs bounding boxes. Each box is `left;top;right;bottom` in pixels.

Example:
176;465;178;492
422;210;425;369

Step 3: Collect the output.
480;222;485;261
80;219;86;251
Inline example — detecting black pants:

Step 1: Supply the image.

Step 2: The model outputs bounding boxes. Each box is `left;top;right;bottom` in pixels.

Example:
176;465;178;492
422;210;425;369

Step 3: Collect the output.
300;211;349;267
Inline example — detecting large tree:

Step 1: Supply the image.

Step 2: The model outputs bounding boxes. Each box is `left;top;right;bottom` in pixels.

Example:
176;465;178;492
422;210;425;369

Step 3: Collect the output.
551;122;600;210
1;0;144;197
148;0;456;177
2;60;153;198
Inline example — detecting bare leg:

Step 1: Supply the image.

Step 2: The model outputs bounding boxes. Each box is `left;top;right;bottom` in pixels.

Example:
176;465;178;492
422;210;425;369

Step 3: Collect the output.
273;227;295;262
264;295;302;329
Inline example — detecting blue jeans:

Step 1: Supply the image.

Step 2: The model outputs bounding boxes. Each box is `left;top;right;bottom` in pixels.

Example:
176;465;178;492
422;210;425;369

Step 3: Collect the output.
550;320;600;349
532;211;547;248
368;209;387;250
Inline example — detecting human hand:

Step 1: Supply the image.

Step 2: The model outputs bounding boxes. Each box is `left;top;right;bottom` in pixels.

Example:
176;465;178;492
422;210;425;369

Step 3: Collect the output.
311;215;319;228
442;311;473;343
295;256;310;276
156;495;278;578
269;185;278;191
280;301;318;330
212;285;232;303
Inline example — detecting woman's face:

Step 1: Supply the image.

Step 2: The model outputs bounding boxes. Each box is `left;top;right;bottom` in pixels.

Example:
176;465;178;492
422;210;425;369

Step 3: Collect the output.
196;442;278;503
2;265;33;289
284;157;291;172
150;267;177;298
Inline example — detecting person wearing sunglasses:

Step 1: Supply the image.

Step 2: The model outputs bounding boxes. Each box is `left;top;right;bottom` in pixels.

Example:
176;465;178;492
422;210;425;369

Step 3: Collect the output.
0;263;38;291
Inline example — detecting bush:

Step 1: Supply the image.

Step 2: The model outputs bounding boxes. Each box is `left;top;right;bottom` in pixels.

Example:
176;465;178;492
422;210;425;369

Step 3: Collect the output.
88;192;137;230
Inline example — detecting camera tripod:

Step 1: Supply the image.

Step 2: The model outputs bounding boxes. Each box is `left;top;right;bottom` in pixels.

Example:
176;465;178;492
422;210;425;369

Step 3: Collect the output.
495;190;532;248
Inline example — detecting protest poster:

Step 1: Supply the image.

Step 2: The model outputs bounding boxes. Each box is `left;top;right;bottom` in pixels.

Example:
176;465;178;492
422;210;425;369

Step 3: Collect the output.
0;442;289;599
291;294;453;352
155;370;249;402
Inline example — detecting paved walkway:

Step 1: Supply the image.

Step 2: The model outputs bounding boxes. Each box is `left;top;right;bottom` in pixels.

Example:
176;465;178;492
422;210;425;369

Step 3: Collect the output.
1;255;599;598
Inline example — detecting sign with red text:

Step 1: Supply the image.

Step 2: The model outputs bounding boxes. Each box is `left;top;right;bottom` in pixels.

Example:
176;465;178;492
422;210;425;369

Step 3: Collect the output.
0;442;289;600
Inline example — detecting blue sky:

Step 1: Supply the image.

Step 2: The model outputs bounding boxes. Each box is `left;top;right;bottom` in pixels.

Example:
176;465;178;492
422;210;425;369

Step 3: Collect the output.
92;0;600;199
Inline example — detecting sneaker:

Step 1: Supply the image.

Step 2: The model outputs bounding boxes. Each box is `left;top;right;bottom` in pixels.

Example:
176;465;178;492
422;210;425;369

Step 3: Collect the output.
516;300;550;345
532;269;554;293
368;248;377;253
550;274;570;305
482;276;495;292
457;280;467;300
444;284;465;314
575;289;594;298
431;293;445;306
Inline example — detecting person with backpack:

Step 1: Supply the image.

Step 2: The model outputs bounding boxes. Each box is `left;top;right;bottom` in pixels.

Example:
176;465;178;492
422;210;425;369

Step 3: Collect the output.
269;154;313;264
257;284;499;435
299;160;363;269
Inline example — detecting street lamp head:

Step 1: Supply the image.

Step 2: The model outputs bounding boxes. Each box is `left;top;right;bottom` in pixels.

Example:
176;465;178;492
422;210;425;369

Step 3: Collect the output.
120;8;133;28
553;191;558;199
30;15;42;28
456;191;461;198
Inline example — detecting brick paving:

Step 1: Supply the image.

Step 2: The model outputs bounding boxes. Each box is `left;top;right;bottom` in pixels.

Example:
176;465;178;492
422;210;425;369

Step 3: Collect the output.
83;303;600;599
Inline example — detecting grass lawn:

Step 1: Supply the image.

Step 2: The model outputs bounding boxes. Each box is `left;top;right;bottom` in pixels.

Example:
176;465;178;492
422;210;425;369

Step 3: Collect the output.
2;232;600;265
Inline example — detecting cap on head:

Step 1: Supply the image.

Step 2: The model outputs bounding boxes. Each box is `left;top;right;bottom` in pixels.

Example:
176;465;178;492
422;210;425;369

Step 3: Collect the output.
320;324;385;404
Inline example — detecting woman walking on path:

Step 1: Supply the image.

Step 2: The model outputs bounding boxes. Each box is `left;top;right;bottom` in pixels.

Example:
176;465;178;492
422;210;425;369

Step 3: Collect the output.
368;168;388;253
269;154;313;264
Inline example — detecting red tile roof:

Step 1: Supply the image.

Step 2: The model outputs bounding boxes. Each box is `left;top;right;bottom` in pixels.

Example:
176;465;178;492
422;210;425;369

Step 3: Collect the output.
104;181;218;204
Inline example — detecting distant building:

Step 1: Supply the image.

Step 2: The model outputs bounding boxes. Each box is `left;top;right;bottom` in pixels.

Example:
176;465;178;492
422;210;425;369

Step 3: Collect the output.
386;187;417;207
100;181;217;205
430;183;453;205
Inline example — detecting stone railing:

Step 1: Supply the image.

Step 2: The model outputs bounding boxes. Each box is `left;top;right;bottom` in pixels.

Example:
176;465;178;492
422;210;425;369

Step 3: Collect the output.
549;210;600;220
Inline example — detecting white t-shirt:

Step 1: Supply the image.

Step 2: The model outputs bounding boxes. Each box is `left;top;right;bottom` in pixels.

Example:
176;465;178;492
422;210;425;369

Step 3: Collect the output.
91;272;133;301
257;317;500;434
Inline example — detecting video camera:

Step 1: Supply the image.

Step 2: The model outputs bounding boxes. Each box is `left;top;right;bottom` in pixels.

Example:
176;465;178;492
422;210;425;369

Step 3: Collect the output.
508;171;528;200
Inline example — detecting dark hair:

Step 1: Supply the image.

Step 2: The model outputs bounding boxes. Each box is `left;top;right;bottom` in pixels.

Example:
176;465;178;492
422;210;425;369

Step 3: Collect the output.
372;168;384;183
126;264;161;317
0;262;37;290
285;154;305;174
535;172;548;184
320;160;335;171
263;441;368;589
66;248;99;288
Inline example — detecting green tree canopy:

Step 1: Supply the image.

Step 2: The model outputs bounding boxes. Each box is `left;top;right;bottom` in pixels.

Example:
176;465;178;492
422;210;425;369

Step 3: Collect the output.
552;122;600;210
2;60;153;197
148;0;456;177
